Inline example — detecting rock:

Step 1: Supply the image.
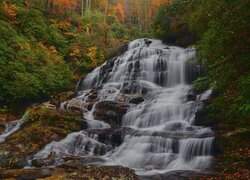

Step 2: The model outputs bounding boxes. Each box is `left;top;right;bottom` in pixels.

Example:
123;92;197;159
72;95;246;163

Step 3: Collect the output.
0;168;66;180
0;107;82;169
0;124;5;134
59;156;106;170
93;101;129;126
129;96;145;104
140;170;209;180
63;99;89;113
0;166;138;180
144;39;152;46
88;127;132;146
66;165;139;180
50;91;75;107
121;81;150;95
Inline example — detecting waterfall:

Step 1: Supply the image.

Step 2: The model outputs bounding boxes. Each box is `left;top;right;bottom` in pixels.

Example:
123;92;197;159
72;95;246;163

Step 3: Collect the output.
32;39;214;175
0;118;26;143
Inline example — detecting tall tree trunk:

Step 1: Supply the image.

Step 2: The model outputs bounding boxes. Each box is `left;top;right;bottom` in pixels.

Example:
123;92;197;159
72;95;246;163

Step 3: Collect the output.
85;0;92;15
81;0;84;17
104;0;109;23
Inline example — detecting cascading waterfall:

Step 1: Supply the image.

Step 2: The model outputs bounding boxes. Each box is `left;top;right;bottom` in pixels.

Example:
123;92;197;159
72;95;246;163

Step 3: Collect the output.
32;39;214;175
0;120;23;143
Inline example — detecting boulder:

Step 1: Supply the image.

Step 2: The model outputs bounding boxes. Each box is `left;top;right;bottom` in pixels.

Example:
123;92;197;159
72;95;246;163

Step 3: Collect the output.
0;107;82;169
88;127;132;146
93;101;129;127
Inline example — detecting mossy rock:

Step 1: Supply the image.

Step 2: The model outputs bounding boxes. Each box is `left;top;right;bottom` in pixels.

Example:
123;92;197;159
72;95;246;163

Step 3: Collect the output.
50;91;75;107
0;107;82;169
93;101;129;127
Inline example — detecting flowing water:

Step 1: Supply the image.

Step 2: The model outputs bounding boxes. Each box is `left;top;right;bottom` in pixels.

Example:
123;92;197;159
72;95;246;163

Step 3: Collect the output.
0;119;24;143
31;39;214;176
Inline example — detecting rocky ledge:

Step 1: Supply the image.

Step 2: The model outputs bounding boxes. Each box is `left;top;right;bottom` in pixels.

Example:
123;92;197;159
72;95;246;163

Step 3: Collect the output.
0;165;138;180
0;106;82;169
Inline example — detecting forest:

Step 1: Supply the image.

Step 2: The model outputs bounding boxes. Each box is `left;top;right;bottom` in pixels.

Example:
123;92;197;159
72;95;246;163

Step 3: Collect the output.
0;0;249;179
0;0;169;106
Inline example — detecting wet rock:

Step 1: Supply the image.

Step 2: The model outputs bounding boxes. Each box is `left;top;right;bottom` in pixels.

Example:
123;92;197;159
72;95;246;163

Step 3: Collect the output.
88;127;132;146
187;93;196;101
121;81;151;95
93;101;129;126
87;88;99;100
0;107;82;169
145;39;152;46
63;99;90;112
59;156;106;170
129;96;145;104
0;110;19;135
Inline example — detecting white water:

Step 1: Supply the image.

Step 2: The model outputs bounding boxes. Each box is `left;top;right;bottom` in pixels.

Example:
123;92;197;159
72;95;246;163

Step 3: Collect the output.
0;119;24;143
33;39;214;175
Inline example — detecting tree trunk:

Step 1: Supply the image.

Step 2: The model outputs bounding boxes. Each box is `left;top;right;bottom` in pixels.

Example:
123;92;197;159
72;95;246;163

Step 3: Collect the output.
81;0;84;17
104;0;109;23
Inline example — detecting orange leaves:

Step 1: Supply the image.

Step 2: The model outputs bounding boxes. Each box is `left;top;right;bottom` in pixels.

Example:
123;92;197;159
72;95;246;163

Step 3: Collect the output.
57;21;71;29
98;22;108;31
48;46;58;54
69;47;81;58
2;1;18;20
53;0;77;10
114;3;125;22
63;31;77;37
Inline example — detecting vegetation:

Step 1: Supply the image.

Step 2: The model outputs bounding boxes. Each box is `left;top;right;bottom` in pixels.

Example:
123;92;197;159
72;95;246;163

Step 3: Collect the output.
154;0;250;129
0;0;168;107
0;0;249;178
0;106;82;168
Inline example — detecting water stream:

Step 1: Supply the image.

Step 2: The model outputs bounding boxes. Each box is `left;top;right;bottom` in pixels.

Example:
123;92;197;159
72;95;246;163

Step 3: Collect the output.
6;39;214;176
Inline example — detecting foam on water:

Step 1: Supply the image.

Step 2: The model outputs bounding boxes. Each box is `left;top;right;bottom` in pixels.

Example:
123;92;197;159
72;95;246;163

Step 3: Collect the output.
32;39;213;175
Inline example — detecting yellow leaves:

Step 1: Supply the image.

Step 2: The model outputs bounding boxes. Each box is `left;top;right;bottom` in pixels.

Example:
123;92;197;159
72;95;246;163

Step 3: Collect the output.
87;47;98;66
70;47;81;58
48;46;58;54
48;18;57;24
63;31;77;37
2;1;18;20
57;21;71;29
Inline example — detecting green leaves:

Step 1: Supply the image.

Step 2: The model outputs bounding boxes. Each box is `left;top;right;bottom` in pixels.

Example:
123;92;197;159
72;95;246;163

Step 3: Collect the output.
154;0;250;128
0;2;72;105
